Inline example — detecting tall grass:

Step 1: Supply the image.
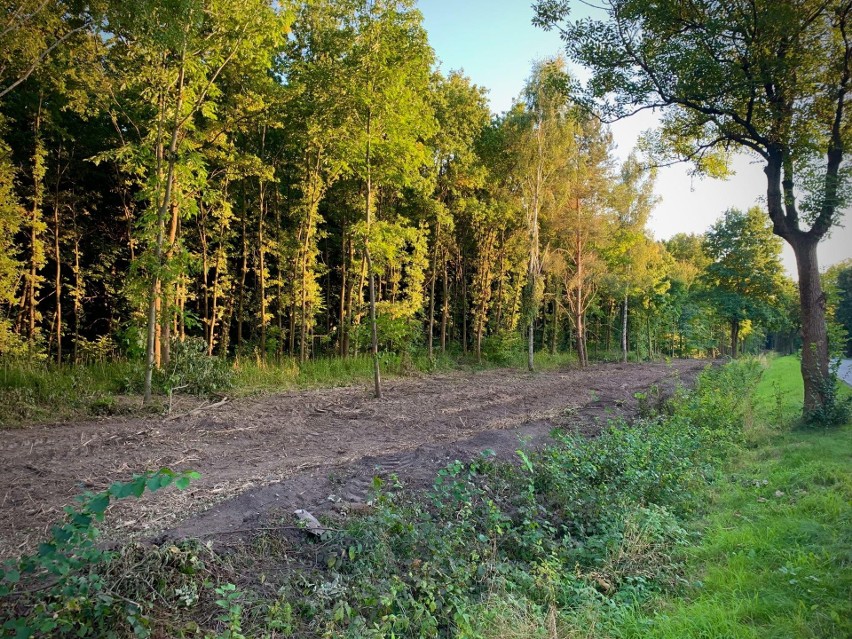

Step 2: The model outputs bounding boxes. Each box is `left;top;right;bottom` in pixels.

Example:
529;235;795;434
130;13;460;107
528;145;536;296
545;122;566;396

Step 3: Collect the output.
1;346;583;425
0;359;144;426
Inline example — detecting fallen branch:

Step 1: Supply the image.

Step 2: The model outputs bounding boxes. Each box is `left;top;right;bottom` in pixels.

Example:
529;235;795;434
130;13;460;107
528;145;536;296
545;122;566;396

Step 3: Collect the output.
165;396;229;422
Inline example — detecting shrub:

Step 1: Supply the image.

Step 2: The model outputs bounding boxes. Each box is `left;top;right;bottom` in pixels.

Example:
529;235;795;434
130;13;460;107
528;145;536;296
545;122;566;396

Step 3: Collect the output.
157;337;233;396
259;358;763;638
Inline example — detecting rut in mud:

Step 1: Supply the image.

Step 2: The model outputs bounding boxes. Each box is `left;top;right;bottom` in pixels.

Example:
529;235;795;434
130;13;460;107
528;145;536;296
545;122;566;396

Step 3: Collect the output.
0;359;707;558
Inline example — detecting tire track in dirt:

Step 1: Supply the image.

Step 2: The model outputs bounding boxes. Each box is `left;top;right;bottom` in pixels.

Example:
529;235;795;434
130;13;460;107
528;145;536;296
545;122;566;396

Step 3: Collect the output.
0;359;707;557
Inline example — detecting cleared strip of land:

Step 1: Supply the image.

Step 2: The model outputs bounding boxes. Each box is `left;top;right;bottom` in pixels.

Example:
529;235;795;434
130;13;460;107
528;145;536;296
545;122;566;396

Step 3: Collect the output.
0;359;704;558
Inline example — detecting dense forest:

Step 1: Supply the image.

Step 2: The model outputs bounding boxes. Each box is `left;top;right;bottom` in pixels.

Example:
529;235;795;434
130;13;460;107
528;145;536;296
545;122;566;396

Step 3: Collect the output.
0;0;849;404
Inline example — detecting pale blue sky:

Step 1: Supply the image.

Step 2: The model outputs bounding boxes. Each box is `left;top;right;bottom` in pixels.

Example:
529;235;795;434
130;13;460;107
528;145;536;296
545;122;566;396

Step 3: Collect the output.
417;0;851;276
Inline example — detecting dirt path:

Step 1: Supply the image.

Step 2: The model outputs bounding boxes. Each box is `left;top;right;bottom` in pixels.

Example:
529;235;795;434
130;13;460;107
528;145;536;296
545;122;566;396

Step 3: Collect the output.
0;359;707;558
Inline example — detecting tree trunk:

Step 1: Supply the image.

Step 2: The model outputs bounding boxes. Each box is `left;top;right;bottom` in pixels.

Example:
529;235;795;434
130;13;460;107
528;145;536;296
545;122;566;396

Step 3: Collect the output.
237;195;248;353
621;292;628;363
427;223;439;359
647;315;653;360
791;237;830;414
339;227;347;357
26;100;45;346
365;111;381;399
730;319;740;359
576;311;586;367
52;180;61;364
765;148;834;416
462;257;468;355
72;234;81;364
440;258;448;354
551;298;558;356
145;66;184;404
258;180;267;362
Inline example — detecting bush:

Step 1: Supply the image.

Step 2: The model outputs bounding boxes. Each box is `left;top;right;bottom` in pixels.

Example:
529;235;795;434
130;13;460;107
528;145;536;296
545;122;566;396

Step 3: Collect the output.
157;337;233;396
257;358;762;638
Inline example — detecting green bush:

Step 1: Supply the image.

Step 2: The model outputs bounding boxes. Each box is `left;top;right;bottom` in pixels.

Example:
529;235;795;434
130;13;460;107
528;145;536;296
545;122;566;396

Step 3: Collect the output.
260;359;762;638
157;338;233;396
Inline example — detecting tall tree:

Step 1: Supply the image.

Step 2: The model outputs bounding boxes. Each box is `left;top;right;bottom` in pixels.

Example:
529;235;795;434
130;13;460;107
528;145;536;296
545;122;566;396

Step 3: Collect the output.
535;0;852;415
702;207;786;357
427;70;490;358
345;0;435;397
506;57;575;370
606;153;658;362
553;114;614;366
102;0;285;402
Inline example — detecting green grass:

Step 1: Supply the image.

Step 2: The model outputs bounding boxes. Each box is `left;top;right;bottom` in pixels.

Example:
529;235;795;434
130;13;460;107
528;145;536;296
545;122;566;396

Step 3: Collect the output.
600;356;852;639
232;349;578;395
751;353;807;427
0;359;145;426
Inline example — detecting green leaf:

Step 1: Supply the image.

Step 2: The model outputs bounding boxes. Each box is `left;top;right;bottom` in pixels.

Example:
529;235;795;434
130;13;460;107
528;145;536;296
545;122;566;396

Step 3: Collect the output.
87;493;110;516
130;476;147;498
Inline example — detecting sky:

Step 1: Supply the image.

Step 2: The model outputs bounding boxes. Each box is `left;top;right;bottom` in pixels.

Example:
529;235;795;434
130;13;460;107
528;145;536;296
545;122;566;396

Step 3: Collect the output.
416;0;851;277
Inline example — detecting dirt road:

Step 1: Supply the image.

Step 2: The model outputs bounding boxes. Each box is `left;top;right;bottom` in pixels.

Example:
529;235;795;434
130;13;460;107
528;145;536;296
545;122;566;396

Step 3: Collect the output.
0;359;707;558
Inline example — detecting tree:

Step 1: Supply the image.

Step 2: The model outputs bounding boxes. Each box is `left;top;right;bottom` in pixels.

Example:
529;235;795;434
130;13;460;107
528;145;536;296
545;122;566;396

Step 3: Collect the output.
427;70;490;359
552;113;614;366
702;207;785;358
605;153;658;362
0;130;24;354
534;0;852;415
823;259;852;356
282;0;358;362
345;0;435;397
0;0;95;100
506;57;576;370
102;0;285;403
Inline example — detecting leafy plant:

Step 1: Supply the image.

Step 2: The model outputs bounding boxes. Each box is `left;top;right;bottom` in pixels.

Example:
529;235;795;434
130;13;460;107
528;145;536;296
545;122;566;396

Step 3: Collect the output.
1;468;200;638
158;337;233;396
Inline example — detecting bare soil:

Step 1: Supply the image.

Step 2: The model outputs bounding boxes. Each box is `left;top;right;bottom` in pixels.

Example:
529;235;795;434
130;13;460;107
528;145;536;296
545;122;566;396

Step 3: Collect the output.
0;359;707;559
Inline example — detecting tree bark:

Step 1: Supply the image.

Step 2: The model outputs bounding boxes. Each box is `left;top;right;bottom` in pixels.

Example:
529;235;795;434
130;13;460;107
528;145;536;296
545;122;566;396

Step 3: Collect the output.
791;237;830;414
765;150;832;415
365;110;381;398
52;173;61;364
440;257;448;353
145;55;186;404
730;318;740;359
258;177;267;362
427;222;439;359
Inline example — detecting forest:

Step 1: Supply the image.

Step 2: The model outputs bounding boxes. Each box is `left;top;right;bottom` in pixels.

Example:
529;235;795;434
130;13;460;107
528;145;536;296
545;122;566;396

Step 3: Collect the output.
3;0;850;413
1;1;851;638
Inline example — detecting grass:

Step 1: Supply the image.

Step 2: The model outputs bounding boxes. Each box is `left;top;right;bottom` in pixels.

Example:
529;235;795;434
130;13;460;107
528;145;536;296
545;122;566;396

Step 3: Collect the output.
0;358;146;426
232;349;579;395
751;353;807;427
0;348;579;426
596;355;852;639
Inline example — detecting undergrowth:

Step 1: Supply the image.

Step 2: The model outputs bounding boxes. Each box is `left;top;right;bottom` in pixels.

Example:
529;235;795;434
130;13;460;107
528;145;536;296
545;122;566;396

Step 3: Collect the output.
1;358;768;638
0;347;579;427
